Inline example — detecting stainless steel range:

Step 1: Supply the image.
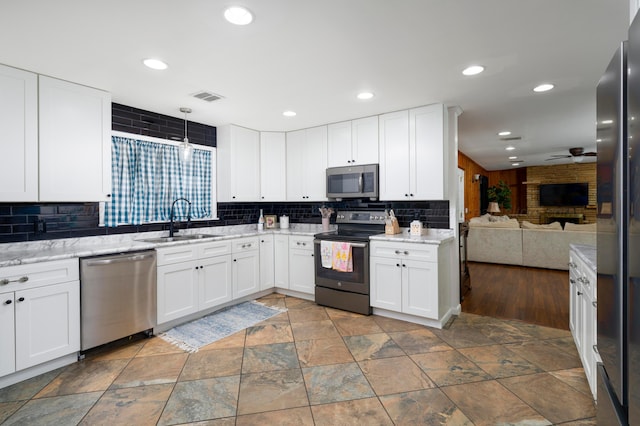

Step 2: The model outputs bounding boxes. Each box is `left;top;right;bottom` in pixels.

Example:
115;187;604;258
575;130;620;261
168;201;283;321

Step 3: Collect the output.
314;210;386;315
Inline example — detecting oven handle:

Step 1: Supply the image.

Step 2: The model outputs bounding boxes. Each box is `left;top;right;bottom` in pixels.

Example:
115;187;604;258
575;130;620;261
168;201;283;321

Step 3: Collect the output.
358;173;363;192
314;240;367;248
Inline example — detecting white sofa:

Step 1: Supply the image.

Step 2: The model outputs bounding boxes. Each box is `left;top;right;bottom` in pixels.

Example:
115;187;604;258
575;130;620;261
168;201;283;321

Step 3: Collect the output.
467;216;596;270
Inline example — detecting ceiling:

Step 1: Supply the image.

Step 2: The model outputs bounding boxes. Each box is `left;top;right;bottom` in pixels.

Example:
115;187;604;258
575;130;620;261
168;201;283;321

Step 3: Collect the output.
0;1;629;170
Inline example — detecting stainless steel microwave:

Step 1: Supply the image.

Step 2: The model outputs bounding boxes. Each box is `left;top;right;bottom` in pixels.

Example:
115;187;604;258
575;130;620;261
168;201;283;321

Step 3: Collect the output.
326;164;379;200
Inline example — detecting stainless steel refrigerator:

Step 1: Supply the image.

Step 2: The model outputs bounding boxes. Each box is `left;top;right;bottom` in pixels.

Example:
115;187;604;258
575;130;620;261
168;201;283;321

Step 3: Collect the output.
596;14;640;425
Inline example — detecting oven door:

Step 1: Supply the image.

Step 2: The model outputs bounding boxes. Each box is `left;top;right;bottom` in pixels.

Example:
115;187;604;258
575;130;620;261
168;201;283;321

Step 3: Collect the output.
314;239;369;294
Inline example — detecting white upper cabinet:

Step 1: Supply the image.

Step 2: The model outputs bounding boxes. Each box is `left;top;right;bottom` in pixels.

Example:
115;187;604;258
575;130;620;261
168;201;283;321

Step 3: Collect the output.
38;75;111;202
0;65;38;202
259;132;286;201
379;104;447;200
286;125;328;201
217;124;261;202
327;116;378;167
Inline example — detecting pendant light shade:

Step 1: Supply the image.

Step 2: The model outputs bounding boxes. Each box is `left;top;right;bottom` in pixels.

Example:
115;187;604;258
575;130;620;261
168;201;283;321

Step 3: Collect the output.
179;107;194;164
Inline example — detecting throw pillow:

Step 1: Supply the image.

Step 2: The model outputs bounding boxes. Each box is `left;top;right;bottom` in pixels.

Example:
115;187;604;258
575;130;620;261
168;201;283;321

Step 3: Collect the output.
521;221;563;230
564;222;597;232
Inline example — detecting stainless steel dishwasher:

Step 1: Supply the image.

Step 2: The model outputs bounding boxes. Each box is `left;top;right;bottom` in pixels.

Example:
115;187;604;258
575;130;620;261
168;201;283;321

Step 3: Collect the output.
80;250;157;351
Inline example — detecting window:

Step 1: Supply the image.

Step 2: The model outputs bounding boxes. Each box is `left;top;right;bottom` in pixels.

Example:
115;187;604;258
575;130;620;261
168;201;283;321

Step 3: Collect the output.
102;132;217;226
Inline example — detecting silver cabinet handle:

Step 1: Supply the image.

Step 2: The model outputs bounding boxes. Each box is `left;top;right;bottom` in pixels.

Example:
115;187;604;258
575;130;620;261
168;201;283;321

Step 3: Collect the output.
403;251;409;255
395;250;401;254
593;345;599;354
568;262;577;268
593;300;597;308
313;241;366;248
0;276;29;285
570;278;576;285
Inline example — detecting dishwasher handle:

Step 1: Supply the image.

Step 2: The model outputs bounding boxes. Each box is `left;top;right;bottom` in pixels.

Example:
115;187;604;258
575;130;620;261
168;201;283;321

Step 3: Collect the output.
84;253;155;266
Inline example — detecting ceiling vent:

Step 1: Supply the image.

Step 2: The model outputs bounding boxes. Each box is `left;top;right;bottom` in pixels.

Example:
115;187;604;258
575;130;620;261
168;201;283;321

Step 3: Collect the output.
500;136;522;141
191;91;225;102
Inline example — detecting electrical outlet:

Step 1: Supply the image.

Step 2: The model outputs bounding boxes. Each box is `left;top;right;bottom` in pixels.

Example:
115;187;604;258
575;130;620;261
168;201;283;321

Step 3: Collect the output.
34;219;46;234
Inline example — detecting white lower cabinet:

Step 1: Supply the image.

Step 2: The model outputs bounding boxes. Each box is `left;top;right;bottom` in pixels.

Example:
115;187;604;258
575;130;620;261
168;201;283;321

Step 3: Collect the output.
288;236;315;295
157;241;232;324
569;248;598;399
232;237;260;299
274;235;290;289
259;234;275;290
370;241;444;320
0;258;80;378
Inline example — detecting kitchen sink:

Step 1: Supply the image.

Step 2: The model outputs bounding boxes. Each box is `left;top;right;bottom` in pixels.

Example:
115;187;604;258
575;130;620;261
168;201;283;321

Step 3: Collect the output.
139;234;222;243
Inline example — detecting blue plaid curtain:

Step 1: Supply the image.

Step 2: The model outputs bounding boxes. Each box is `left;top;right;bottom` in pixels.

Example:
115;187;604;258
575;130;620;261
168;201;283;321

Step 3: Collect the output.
104;136;212;226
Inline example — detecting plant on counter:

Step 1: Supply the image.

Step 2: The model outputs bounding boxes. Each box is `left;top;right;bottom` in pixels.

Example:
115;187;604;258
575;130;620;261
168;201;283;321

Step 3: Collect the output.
487;180;512;210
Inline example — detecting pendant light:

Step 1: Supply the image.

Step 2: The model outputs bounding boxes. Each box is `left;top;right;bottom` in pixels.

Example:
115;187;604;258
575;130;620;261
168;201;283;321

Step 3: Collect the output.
179;107;194;163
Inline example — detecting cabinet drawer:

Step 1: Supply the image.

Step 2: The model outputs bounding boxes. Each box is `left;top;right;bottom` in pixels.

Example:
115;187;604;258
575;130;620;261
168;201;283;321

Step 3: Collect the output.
198;241;232;258
0;258;79;292
156;245;198;266
289;236;313;250
370;242;437;262
232;237;259;253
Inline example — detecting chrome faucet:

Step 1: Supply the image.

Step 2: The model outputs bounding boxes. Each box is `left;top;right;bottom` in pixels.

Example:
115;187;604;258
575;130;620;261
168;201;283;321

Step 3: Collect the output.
169;198;191;237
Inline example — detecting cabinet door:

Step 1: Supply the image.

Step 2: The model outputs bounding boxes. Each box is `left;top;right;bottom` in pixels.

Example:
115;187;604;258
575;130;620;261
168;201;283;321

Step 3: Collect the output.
569;274;579;335
370;256;402;312
379;110;410;200
583;291;596;396
15;281;80;370
0;65;38;202
411;104;446;200
274;234;289;288
327;121;352;167
233;251;260;299
351;116;378;165
289;249;315;295
259;235;275;290
303;126;328;201
286;129;306;200
157;262;199;324
199;255;233;310
0;291;15;376
402;259;439;318
38;75;111;202
260;132;286;201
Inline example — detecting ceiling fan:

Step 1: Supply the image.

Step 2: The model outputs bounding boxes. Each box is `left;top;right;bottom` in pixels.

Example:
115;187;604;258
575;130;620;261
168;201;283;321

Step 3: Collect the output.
546;147;597;162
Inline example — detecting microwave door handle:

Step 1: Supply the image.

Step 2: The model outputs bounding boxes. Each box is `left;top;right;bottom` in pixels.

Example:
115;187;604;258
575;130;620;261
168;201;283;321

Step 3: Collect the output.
359;173;363;192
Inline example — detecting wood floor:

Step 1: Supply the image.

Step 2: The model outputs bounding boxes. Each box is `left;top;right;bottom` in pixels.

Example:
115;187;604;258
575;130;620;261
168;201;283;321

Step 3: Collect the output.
461;262;570;330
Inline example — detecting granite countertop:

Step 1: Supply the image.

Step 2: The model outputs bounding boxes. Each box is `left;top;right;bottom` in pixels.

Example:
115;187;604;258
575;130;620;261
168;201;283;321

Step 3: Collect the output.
370;228;455;245
571;243;597;272
0;224;334;268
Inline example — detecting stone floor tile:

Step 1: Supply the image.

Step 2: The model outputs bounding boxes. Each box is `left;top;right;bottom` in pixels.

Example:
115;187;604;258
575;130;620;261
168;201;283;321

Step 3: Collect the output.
0;369;61;402
476;320;538;343
411;350;492;386
311;397;393;426
358;356;435;395
379;388;474;425
35;359;129;398
505;338;582;371
343;332;405;361
302;362;375;405
290;319;341;341
179;347;243;381
199;329;246;351
295;337;354;367
0;401;26;424
506;319;572;340
158;376;240;425
245;323;294;346
332;316;384;336
499;373;596;423
287;305;330;323
257;311;290;325
2;391;102;426
431;325;497;349
323;306;365;320
236;369;308;415
236;406;314;426
442;380;552;426
549;367;592;396
285;298;316;310
373;315;426;332
110;353;188;389
79;383;173;425
458;344;543;378
135;336;187;357
389;328;453;354
242;342;300;374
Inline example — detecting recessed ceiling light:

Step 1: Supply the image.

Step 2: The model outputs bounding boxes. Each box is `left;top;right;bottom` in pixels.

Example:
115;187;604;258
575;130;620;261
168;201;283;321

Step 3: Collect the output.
505;146;515;151
357;92;374;100
462;65;485;76
512;162;520;166
601;119;613;124
508;156;518;160
143;58;168;70
596;139;603;142
498;131;511;136
283;111;296;117
533;83;555;92
224;6;253;25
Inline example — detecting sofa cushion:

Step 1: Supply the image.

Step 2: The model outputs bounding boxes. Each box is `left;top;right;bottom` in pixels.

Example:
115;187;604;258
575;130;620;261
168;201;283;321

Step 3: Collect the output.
469;218;520;228
564;222;597;232
521;220;563;230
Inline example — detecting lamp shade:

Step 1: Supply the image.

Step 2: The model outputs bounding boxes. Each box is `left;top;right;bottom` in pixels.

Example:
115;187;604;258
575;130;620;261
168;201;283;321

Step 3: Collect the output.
487;202;500;213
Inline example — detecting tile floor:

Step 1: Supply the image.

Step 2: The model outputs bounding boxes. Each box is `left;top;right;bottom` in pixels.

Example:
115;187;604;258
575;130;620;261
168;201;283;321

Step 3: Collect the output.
0;294;596;425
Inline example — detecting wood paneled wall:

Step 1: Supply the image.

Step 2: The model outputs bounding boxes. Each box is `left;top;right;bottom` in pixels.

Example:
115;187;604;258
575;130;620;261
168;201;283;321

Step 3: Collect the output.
458;151;597;223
